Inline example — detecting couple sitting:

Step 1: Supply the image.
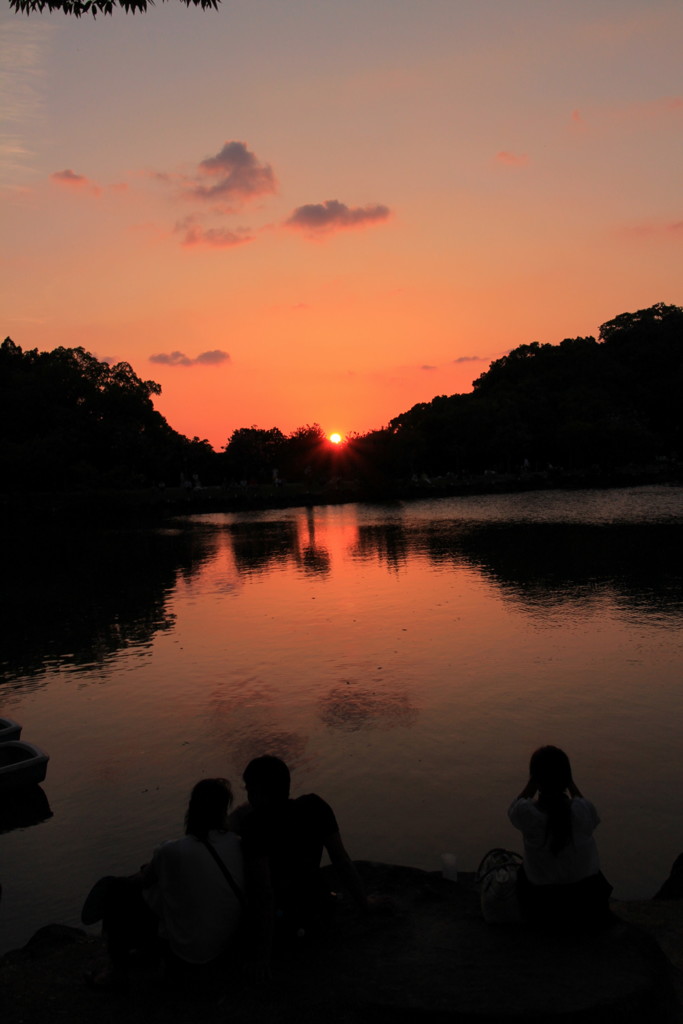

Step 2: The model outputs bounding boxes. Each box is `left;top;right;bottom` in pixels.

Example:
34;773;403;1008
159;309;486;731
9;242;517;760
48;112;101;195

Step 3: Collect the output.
84;755;378;988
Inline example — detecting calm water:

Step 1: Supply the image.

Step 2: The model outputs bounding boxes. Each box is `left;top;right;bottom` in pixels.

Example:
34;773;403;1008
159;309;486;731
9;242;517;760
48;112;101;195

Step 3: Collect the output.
2;485;683;953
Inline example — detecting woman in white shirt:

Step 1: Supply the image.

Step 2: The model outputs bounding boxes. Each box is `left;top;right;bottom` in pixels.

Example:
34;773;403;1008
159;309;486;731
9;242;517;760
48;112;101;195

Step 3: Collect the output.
508;746;612;931
143;778;245;965
84;778;244;988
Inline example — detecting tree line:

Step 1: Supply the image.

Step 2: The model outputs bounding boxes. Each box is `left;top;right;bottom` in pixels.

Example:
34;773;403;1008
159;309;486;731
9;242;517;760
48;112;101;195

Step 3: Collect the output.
368;302;683;480
1;302;681;495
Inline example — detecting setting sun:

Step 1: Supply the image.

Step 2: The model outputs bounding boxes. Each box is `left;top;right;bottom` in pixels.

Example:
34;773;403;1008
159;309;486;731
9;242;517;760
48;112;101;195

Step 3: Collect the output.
329;433;343;445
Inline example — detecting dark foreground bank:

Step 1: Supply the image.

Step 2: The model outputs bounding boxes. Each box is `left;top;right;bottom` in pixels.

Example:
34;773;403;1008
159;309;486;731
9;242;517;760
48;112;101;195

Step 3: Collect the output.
3;862;683;1024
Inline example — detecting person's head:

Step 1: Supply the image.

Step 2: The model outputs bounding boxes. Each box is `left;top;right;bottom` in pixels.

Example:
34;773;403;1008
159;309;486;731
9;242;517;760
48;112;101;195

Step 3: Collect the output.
185;778;232;840
243;755;291;809
529;745;572;795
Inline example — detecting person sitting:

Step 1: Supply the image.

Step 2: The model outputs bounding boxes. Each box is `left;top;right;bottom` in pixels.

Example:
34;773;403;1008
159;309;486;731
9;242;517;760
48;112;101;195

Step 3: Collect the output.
229;755;387;973
83;777;244;988
508;746;612;931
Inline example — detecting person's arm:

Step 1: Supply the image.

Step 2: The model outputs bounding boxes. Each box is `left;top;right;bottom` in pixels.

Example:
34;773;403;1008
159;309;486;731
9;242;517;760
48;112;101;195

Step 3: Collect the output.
516;776;538;801
324;831;392;914
567;776;583;799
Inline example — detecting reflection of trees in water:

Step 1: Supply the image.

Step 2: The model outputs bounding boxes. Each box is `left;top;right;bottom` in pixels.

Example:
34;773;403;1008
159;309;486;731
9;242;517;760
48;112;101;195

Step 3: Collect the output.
1;527;216;684
350;523;408;572
320;682;418;731
300;546;331;576
419;522;683;616
228;519;330;577
229;521;299;574
298;508;331;577
347;517;683;617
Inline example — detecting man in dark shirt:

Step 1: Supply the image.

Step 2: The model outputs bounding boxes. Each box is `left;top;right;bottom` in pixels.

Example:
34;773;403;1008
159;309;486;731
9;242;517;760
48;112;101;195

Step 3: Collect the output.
233;755;382;974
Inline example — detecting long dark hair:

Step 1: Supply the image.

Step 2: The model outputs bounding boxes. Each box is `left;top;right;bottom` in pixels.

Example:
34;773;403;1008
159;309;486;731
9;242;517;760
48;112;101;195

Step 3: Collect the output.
529;746;573;855
184;778;232;841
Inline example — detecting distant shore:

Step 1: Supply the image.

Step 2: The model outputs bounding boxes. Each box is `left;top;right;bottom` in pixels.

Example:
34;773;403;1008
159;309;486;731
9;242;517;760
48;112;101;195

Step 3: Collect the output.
2;464;680;528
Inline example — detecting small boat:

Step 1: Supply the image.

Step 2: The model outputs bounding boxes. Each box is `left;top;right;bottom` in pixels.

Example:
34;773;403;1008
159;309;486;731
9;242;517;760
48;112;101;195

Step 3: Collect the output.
0;741;49;789
0;718;22;742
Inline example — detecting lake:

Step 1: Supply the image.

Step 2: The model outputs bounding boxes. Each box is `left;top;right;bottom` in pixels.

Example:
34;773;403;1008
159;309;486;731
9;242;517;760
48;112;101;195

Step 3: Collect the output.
2;485;683;954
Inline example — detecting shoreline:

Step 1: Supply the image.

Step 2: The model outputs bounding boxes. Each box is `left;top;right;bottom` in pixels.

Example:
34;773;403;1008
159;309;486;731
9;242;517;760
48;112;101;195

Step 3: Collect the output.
3;862;683;1023
2;465;680;528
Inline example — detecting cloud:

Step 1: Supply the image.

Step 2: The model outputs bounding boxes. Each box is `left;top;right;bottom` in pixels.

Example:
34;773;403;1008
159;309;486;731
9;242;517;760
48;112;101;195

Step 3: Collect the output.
495;151;529;167
453;355;483;364
195;350;232;365
420;364;436;371
149;350;231;367
1;21;50;182
176;217;254;248
150;141;275;248
617;220;683;241
50;168;102;196
285;199;391;235
51;168;86;185
186;140;276;204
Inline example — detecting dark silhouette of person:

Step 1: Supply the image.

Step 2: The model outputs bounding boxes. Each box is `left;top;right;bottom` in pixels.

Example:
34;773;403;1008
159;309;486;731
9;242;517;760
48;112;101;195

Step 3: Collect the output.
229;755;386;975
82;778;244;988
509;746;612;931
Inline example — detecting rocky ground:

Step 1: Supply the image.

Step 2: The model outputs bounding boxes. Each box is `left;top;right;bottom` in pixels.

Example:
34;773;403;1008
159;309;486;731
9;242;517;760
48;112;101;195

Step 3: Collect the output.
2;863;682;1024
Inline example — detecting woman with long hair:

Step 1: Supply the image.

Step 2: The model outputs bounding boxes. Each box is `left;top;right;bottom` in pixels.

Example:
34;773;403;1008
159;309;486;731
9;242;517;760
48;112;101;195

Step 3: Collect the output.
508;746;612;930
83;778;244;988
144;777;245;965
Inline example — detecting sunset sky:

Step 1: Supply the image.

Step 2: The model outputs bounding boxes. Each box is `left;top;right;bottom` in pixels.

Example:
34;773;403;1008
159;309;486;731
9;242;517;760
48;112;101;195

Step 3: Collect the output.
2;0;681;448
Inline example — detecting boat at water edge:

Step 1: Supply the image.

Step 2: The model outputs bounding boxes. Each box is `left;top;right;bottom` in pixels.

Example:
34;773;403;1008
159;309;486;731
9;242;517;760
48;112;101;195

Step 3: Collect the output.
0;718;22;742
0;741;49;789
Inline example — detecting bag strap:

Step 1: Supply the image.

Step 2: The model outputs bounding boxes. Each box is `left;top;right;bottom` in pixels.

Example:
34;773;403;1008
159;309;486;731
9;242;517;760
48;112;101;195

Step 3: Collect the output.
201;838;247;911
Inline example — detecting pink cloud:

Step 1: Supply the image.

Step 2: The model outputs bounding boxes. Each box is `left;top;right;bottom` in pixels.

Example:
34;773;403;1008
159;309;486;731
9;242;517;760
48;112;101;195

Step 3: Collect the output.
285;199;391;235
495;151;529;168
50;169;101;196
185;141;277;205
51;168;86;185
617;220;683;241
149;350;231;367
176;217;254;249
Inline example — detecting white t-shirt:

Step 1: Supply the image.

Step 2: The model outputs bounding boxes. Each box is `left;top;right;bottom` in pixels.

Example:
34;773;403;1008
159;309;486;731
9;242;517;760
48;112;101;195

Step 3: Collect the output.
508;797;600;886
143;829;244;963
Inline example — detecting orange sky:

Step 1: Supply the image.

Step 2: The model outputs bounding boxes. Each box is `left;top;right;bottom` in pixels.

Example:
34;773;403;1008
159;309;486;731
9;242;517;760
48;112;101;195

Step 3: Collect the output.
2;0;682;448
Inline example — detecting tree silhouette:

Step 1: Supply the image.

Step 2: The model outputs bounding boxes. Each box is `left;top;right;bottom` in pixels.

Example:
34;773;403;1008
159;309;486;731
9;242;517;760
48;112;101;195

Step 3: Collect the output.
223;426;285;482
0;337;203;489
9;0;218;16
3;302;680;498
374;303;683;478
282;424;328;482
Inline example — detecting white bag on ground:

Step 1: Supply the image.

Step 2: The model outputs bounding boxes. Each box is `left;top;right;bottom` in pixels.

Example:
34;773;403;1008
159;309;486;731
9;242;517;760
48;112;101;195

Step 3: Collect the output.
476;848;523;924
